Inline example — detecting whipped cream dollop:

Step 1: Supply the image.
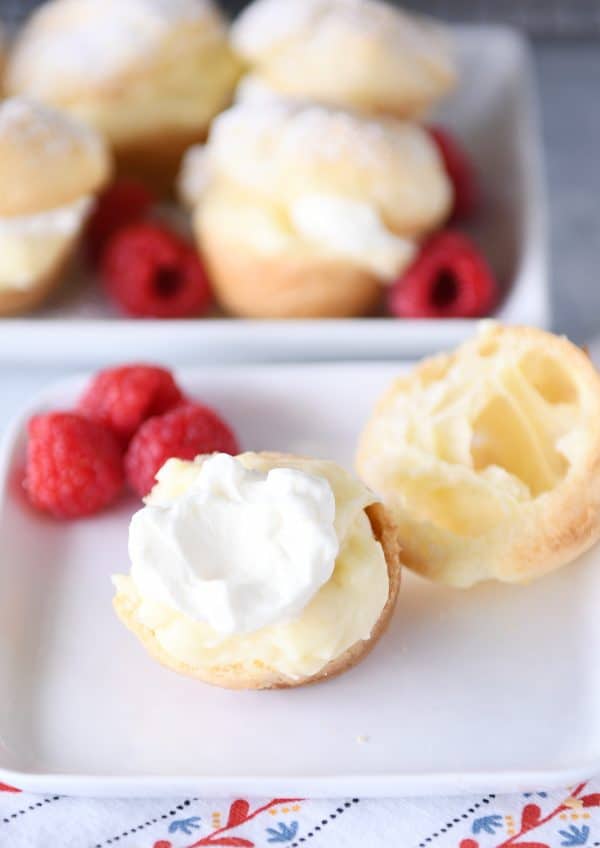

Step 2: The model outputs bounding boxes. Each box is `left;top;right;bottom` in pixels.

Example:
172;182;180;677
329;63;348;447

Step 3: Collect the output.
128;453;340;635
0;195;92;290
290;193;416;278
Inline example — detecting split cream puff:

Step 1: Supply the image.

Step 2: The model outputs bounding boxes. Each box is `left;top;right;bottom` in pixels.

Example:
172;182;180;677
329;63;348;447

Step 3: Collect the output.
357;323;600;588
6;0;242;193
232;0;457;118
0;97;111;315
188;101;452;317
113;451;401;689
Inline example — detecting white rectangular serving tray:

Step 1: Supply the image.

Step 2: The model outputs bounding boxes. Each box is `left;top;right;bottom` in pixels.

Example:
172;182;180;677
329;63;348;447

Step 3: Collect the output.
0;25;548;366
0;362;598;799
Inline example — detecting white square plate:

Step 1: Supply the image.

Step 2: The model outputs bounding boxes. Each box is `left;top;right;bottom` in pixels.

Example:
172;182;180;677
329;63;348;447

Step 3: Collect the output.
0;362;598;799
0;26;548;367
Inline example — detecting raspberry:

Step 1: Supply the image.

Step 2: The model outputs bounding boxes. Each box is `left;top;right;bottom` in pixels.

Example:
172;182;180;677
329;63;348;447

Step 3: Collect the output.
25;413;124;519
125;403;239;497
101;222;212;318
429;126;479;221
388;230;498;319
85;180;155;266
78;365;185;444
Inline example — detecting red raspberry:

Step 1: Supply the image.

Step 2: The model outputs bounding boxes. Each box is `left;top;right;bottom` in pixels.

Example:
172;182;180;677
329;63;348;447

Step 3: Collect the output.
85;180;155;267
388;230;498;319
102;223;212;318
125;403;240;497
25;413;124;519
429;126;479;221
78;365;185;444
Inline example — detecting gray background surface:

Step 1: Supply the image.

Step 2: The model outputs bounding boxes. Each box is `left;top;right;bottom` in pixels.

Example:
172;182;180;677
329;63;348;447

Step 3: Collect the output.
5;0;600;36
534;41;599;344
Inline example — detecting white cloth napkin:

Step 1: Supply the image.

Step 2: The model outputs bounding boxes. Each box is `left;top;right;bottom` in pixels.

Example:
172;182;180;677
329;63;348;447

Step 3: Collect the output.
2;779;600;847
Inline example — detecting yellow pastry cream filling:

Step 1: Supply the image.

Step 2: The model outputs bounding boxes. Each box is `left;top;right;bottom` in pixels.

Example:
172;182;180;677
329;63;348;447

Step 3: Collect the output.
113;453;389;680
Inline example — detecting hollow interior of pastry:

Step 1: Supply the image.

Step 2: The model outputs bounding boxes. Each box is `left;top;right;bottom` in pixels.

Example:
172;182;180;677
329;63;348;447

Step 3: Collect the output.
385;346;581;538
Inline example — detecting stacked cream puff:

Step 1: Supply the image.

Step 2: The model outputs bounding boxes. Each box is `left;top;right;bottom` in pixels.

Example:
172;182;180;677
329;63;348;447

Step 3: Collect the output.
113;451;401;689
0;0;243;315
6;0;242;193
2;0;460;317
183;102;452;318
0;97;111;315
179;0;459;318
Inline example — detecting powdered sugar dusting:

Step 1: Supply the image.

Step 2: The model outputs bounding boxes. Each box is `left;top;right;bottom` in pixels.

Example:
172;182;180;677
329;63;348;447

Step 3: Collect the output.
233;0;453;66
206;101;451;238
232;0;322;54
280;106;389;169
9;0;225;93
211;101;436;181
0;97;103;157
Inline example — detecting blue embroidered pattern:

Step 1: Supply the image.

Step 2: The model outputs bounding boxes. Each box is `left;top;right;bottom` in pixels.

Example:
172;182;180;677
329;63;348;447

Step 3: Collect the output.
559;824;590;846
472;814;503;835
266;821;299;843
168;815;202;835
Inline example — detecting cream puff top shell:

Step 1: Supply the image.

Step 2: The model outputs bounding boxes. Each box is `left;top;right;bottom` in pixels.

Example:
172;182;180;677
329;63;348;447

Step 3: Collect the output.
0;97;110;216
232;0;457;116
203;101;452;238
6;0;228;99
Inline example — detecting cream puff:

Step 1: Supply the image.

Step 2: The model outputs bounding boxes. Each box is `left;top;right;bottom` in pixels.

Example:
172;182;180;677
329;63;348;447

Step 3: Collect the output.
0;97;111;316
357;323;600;588
5;0;242;193
231;0;457;118
113;451;401;689
186;101;452;318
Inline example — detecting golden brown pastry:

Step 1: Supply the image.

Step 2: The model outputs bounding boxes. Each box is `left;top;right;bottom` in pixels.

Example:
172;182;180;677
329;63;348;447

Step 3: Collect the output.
113;451;401;689
6;0;242;193
184;101;452;317
0;97;111;316
357;323;600;587
231;0;457;118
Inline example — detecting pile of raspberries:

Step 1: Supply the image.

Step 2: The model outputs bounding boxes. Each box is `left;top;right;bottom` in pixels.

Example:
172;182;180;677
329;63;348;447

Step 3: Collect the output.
25;365;239;519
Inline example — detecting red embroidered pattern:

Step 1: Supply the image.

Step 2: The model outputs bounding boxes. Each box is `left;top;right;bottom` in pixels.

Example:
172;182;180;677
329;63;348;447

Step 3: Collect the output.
152;799;302;848
460;783;600;848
